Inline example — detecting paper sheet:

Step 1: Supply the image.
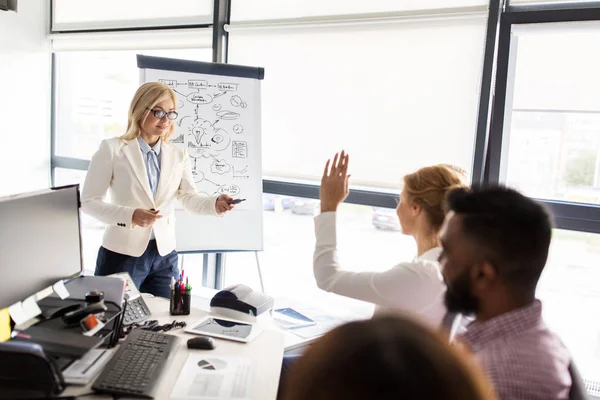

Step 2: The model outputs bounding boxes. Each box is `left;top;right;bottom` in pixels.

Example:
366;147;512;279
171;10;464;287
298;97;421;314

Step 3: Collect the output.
22;296;42;319
171;355;253;400
35;286;54;301
53;280;70;299
8;303;27;325
8;295;42;325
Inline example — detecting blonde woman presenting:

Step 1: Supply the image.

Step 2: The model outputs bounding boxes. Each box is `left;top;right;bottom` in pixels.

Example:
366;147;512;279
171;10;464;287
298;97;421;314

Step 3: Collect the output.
81;82;234;298
315;151;467;327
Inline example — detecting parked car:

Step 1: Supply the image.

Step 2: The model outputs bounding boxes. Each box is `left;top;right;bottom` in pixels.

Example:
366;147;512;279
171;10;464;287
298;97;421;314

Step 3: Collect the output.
263;193;276;211
263;194;295;211
280;196;294;210
371;207;401;231
290;198;320;215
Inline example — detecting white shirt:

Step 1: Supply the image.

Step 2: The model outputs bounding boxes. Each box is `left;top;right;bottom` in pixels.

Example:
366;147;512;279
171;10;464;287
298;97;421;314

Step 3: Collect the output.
313;212;447;328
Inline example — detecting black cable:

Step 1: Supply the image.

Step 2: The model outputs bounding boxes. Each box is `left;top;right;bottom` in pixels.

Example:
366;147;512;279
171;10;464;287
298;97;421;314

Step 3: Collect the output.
147;320;187;332
122;319;186;335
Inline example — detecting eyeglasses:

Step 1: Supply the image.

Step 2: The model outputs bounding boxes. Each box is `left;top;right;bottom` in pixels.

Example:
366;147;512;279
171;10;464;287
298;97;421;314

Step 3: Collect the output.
147;108;178;120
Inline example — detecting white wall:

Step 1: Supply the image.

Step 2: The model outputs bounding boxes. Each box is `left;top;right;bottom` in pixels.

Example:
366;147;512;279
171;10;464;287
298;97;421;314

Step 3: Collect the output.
0;2;51;196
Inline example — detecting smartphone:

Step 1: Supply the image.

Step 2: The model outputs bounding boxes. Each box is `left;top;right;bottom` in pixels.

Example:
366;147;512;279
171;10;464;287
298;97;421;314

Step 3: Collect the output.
273;308;316;329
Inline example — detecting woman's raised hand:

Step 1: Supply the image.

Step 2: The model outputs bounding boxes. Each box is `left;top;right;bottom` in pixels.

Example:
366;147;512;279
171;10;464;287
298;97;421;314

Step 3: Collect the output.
320;150;350;213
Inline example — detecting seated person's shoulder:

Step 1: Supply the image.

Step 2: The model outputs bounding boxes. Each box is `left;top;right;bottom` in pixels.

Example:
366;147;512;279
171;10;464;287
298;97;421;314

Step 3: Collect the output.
486;324;570;364
483;326;571;399
392;258;442;277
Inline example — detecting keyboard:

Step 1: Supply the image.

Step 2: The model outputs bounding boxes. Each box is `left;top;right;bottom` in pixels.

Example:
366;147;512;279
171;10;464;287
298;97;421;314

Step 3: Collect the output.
92;329;177;399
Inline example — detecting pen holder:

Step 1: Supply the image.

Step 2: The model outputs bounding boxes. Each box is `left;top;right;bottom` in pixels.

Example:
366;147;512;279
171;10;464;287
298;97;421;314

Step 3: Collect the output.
170;287;191;316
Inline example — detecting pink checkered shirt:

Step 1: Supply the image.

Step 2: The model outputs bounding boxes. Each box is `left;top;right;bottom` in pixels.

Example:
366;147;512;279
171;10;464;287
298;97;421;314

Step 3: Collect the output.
460;300;572;400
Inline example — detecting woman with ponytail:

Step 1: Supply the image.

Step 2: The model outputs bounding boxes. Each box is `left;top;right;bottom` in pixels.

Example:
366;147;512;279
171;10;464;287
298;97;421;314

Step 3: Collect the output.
314;151;468;327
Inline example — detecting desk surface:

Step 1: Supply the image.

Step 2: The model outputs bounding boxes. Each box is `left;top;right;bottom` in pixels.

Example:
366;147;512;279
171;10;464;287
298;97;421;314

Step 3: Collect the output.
64;296;284;400
190;287;360;353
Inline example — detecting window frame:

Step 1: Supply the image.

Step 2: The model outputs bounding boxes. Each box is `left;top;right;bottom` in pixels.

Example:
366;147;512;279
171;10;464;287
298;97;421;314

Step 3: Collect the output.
476;1;600;234
50;0;214;33
51;0;600;280
49;0;489;287
50;0;479;214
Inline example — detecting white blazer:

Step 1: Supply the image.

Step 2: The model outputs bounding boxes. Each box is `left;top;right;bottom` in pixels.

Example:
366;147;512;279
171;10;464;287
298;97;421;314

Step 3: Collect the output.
81;137;218;257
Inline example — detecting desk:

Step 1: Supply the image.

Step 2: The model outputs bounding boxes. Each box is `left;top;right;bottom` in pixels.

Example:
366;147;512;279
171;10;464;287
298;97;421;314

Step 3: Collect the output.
63;296;284;400
189;288;361;353
188;288;317;353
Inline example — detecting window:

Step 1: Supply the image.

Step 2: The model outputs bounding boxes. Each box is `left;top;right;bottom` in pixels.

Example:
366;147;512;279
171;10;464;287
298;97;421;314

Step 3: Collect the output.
52;0;213;31
487;10;600;392
54;48;212;160
537;229;600;382
224;196;415;316
228;18;486;189
500;23;600;205
506;111;600;203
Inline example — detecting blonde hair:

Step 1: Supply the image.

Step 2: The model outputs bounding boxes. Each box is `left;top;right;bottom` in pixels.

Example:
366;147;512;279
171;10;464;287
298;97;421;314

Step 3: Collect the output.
403;164;468;231
120;82;177;142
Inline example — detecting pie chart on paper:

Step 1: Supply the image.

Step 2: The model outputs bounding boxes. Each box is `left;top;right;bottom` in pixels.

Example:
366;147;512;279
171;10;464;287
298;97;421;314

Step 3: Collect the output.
197;358;228;371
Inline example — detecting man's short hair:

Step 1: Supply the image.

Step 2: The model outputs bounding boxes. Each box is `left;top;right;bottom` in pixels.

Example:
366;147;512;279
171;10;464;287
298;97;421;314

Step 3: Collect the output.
445;185;553;292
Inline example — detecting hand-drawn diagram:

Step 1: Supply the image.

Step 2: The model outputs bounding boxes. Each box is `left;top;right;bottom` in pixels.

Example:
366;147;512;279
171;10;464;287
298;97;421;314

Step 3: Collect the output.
233;165;249;179
230;95;247;108
218;184;240;196
216;110;240;120
172;133;184;144
210;158;231;175
232;141;247;158
157;76;254;201
192;170;205;182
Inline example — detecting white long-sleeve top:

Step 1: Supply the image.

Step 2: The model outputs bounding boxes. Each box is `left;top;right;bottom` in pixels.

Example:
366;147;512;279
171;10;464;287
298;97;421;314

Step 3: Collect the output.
313;212;447;328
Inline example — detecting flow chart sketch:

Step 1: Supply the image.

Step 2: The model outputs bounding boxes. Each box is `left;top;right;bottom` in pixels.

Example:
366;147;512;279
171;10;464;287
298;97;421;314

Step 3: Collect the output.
158;78;256;201
138;55;264;252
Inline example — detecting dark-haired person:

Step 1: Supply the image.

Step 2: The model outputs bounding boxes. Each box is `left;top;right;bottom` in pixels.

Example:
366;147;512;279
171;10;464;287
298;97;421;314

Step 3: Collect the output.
439;185;572;400
283;316;496;400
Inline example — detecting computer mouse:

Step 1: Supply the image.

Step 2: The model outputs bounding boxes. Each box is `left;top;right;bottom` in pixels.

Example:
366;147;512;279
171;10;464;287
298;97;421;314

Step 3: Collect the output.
187;336;216;350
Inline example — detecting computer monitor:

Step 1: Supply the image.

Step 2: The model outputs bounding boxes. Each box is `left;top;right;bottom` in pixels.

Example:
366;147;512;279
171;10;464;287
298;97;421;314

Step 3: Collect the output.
0;185;83;309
